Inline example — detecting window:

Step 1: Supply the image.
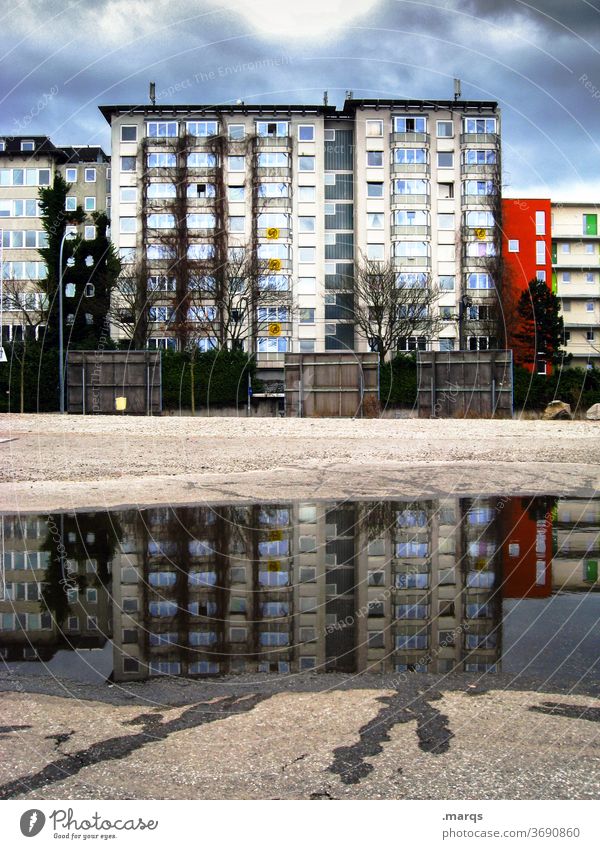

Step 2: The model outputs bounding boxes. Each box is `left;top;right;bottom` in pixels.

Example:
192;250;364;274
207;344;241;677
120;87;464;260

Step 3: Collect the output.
147;152;175;168
393;178;428;195
21;140;35;151
298;124;315;141
393;241;428;257
120;217;137;233
257;305;289;322
298;155;315;171
586;272;595;283
463;149;497;165
587;330;595;341
368;212;384;229
120;155;136;172
298;247;316;263
65;196;77;211
147;182;176;198
393;148;426;165
438;213;455;230
257;336;289;352
437;121;453;137
299;216;315;232
297;277;316;294
562;271;571;283
299;308;315;323
394;210;427;227
367;182;384;197
187;152;217;168
186;120;218;137
84;196;96;211
256;120;288;137
298;185;315;202
508;239;519;252
228;123;245;140
84;225;96;240
463;117;497;134
464;180;494;196
467;272;494;289
228;216;245;232
188;244;215;260
586;243;595;254
120;125;137;142
561;243;570;254
367;151;383;167
65;167;77;182
228;185;245;201
119;187;137;204
437;152;453;168
439;338;455;351
535;210;546;235
258;152;288;168
397;272;428;288
147;121;178;138
438;182;454;199
537;270;546;282
228;155;245;171
536;240;546;264
358;120;382;140
187;212;216;228
394;116;427;133
367;244;385;260
586;301;594;312
84;168;96;183
562;299;571;312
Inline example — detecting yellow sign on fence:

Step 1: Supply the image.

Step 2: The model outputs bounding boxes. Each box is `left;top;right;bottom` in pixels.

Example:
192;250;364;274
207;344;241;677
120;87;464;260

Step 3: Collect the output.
268;322;282;337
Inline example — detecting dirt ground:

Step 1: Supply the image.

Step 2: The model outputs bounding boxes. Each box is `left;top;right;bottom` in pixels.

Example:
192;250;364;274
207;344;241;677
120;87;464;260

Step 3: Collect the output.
1;414;600;513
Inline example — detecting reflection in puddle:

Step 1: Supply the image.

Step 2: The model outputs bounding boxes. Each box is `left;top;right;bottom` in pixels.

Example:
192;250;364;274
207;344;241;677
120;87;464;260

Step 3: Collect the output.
1;496;598;684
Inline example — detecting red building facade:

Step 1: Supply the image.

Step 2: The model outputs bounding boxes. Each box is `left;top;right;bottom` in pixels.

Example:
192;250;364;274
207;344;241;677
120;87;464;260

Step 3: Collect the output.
501;198;553;371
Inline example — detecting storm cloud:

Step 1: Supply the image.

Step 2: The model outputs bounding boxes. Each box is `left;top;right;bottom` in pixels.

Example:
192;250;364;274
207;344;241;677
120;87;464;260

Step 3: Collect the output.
1;0;599;199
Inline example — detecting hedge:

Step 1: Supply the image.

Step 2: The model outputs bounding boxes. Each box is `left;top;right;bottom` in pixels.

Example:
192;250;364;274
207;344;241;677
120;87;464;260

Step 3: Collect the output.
379;354;418;408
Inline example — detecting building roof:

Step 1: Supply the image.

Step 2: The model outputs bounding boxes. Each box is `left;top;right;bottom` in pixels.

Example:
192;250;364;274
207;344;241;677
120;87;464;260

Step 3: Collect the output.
99;97;500;123
0;135;109;163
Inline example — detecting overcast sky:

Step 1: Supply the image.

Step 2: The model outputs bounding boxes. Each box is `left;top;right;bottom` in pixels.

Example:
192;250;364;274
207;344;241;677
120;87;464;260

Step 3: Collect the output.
2;0;599;200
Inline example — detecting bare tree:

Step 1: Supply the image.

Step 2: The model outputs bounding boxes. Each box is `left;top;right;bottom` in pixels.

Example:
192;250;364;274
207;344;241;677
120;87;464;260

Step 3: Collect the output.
1;279;47;412
109;261;165;348
352;253;444;360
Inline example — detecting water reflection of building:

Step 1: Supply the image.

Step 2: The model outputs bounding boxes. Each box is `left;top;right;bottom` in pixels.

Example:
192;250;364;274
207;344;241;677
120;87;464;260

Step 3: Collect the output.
553;498;600;590
6;494;597;682
108;497;506;681
0;514;112;662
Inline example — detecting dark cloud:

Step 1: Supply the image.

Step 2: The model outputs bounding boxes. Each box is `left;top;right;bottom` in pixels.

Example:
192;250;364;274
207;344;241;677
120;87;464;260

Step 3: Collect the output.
1;0;599;197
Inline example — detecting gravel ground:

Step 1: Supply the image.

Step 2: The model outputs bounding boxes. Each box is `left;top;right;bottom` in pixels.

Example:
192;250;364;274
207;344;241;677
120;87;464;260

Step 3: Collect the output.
1;414;600;512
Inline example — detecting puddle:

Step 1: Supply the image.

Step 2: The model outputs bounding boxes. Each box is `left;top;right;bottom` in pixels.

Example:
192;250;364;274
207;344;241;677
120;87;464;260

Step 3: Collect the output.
1;495;598;685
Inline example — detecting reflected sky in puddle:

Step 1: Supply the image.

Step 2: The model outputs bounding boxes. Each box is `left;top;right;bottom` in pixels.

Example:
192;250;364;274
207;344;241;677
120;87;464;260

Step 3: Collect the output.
1;495;598;685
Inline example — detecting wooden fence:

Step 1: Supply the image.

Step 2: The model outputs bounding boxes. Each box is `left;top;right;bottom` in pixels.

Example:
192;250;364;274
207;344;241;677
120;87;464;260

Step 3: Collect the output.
417;350;513;418
66;350;162;415
284;352;379;417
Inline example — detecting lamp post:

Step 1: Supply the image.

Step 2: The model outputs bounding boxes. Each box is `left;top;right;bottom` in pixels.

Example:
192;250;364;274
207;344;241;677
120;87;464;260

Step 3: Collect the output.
0;227;5;363
58;230;77;413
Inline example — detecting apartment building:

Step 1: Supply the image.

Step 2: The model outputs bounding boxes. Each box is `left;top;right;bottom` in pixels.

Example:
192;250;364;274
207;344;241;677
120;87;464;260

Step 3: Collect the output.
100;98;501;378
552;202;600;368
0;136;110;343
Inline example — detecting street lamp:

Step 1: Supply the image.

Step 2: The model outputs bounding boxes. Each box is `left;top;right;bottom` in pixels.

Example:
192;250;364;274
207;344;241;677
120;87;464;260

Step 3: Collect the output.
58;230;77;413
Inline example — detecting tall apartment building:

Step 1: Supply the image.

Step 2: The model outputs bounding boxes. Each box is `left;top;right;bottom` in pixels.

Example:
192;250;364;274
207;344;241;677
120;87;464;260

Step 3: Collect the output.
0;136;110;342
552;202;600;368
100;98;501;380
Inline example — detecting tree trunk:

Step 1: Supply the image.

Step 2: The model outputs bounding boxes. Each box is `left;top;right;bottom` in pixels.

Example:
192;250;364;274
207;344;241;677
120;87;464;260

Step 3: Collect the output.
190;353;195;416
20;344;26;414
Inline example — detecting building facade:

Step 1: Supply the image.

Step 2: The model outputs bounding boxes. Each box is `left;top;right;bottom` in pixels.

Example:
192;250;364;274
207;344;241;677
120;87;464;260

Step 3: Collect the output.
100;98;502;380
0;136;110;343
552;202;600;368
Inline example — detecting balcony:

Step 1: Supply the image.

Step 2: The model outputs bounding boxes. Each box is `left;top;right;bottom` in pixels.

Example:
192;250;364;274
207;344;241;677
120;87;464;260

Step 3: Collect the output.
390;131;430;145
460;133;499;145
463;255;494;268
391;193;430;206
392;256;431;270
462;195;495;207
256;195;292;208
255;166;291;178
391;224;430;237
255;135;293;149
461;163;496;176
391;162;430;176
257;227;292;240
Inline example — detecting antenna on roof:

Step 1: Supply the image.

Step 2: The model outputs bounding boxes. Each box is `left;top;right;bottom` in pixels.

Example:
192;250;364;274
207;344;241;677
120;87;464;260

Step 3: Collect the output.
149;81;156;106
323;90;329;106
345;90;353;100
454;78;461;101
